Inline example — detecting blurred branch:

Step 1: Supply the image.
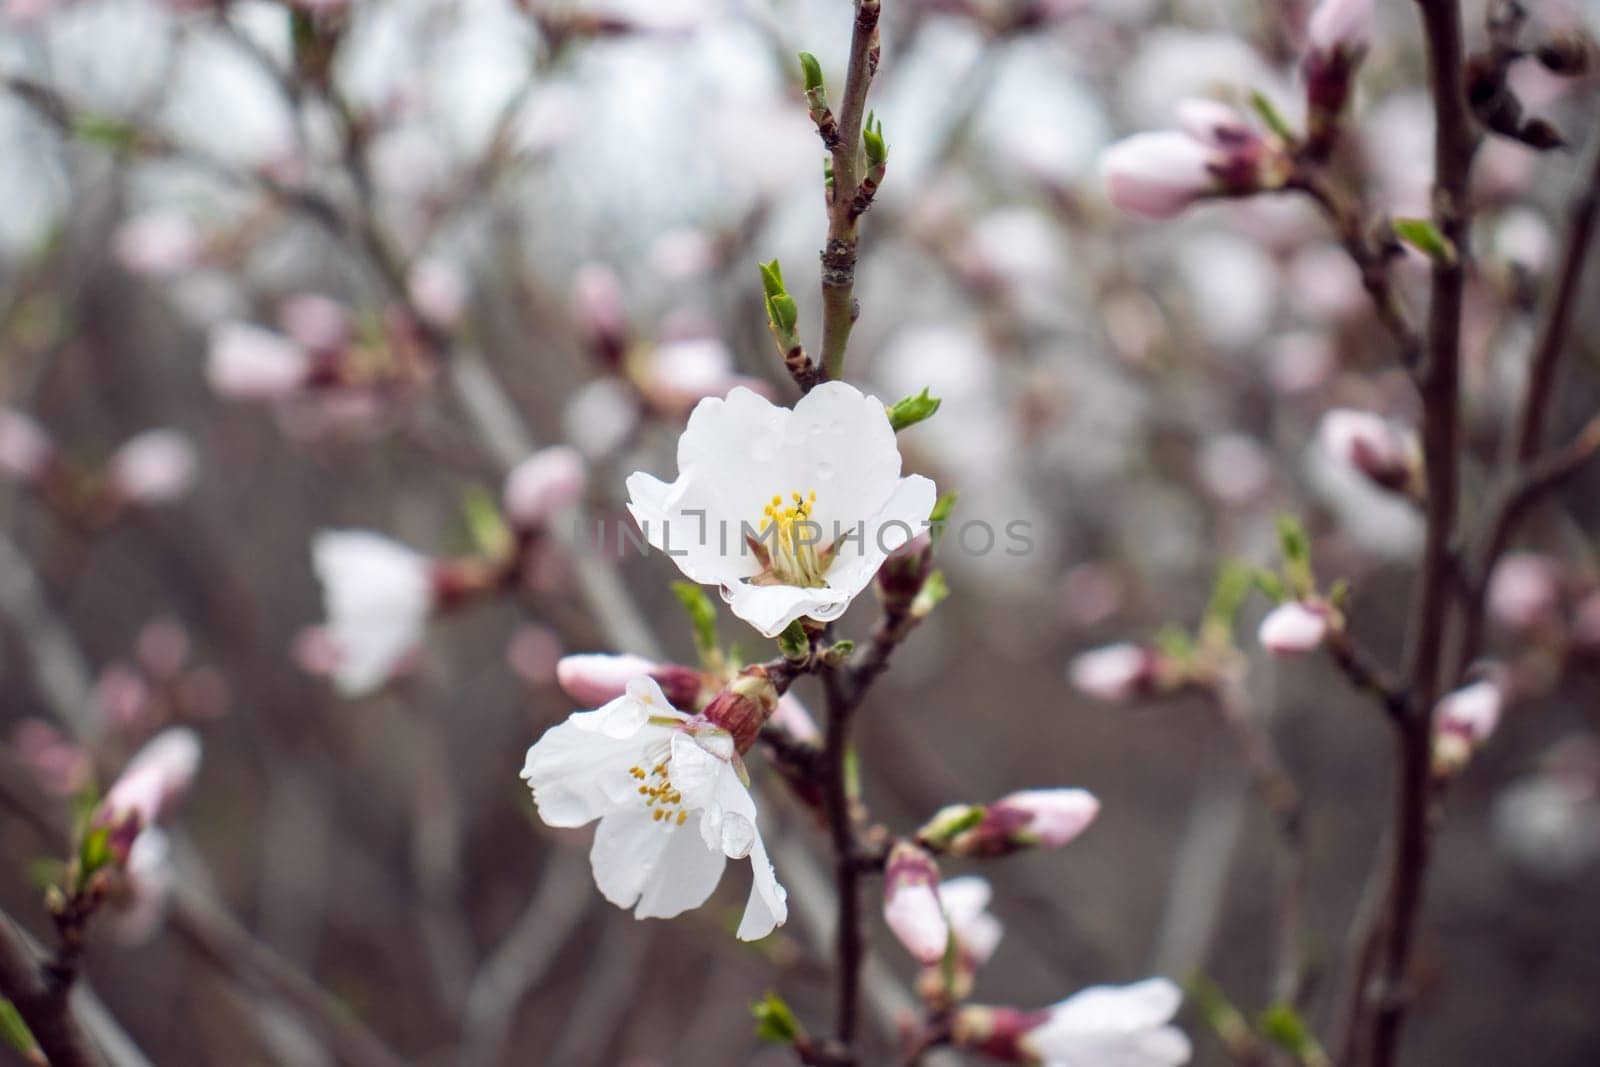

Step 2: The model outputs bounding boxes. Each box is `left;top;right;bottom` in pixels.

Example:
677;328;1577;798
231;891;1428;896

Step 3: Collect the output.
460;853;592;1067
0;909;104;1067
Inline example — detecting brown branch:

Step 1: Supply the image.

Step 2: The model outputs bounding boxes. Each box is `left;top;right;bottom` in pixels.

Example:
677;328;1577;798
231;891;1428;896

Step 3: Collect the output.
1509;121;1600;463
0;910;104;1067
1345;1;1477;1064
819;0;883;381
1290;169;1422;368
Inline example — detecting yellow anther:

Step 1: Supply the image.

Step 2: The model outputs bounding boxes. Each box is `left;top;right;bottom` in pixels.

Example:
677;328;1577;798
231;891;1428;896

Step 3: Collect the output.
653;809;665;822
676;810;688;826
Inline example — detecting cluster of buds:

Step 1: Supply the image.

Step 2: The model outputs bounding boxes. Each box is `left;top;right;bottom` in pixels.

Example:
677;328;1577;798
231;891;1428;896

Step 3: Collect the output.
918;788;1100;858
93;618;230;733
207;291;440;427
0;411;196;528
1433;671;1508;779
1100;99;1291;219
1316;407;1423;499
1301;0;1375;156
880;848;1006;1006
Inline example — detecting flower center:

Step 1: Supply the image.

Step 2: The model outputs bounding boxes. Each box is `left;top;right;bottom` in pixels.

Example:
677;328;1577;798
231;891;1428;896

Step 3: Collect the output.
759;490;829;588
630;759;689;827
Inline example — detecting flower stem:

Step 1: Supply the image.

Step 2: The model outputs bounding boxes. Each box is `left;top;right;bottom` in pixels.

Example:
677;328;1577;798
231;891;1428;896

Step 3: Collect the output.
821;665;863;1062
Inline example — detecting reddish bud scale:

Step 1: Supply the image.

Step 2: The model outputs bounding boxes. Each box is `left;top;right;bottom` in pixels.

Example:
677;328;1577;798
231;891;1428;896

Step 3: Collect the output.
949;805;1034;858
651;664;708;710
877;533;933;612
430;559;502;612
703;667;780;754
951;1006;1052;1063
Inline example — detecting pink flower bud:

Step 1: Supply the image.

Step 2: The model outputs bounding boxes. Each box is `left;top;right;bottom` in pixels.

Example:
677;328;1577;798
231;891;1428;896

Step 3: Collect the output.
646;338;744;412
1069;643;1158;703
572;265;628;366
106;429;197;504
1433;678;1505;776
407;258;469;326
883;841;949;965
989;788;1101;850
112;212;201;278
556;653;663;705
0;407;54;483
1100;131;1217;218
1306;0;1374;59
1259;601;1330;655
951;1006;1051;1063
99;727;203;836
1316;408;1417;494
1487;553;1561;632
1174;99;1256;148
278;294;349;352
208;323;313;400
503;446;587;529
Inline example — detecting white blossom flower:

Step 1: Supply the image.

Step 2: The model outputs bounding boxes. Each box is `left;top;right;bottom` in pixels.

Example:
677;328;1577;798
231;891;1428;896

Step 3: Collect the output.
939;876;1003;967
521;677;787;940
625;382;937;638
311;531;435;697
99;727;203;832
1025;979;1192;1066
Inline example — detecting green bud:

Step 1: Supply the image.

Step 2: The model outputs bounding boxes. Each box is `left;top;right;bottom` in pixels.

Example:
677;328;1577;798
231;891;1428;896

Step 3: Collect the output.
862;113;888;167
766;293;799;336
1276;514;1315;597
887;387;941;432
1392;217;1458;266
910;570;949;619
822;639;855;667
777;619;811;664
798;52;824;93
463;485;514;562
758;258;786;300
927;492;957;548
1258;1002;1328;1065
916;803;985;849
752;991;802;1044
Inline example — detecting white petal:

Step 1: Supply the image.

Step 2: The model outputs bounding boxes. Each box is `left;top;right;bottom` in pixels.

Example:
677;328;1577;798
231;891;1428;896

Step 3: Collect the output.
624;471;751;585
668;731;728;816
785;381;904;535
937;876;993;927
590;809;724;920
521;720;645;827
1030;978;1191;1066
704;762;788;940
311;530;433;697
723;581;852;639
822;473;938;598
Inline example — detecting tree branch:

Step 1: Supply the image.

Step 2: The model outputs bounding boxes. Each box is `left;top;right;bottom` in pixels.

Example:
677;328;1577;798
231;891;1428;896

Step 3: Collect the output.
0;909;104;1067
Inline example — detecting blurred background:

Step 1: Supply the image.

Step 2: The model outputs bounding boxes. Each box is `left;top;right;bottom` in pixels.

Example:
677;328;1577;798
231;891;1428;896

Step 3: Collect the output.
3;0;1600;1063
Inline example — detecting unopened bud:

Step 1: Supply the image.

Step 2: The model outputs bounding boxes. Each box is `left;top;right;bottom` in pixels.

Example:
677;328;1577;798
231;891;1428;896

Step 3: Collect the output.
1487;552;1561;632
878;532;932;611
1316;408;1419;495
1258;600;1331;655
1101;104;1282;220
503;446;587;529
97;727;202;860
703;666;780;753
945;788;1101;857
883;841;948;965
208;323;314;401
112;211;201;278
555;653;704;709
1433;677;1505;777
1068;643;1160;703
572;264;628;367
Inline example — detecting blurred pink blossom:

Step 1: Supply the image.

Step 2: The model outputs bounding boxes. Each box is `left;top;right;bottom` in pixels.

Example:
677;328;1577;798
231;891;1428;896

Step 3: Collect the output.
507;624;565;687
1069;643;1157;703
279;295;350;352
1316;408;1417;494
11;720;91;797
0;407;54;482
107;429;198;505
504;446;587;529
883;842;948;965
100;727;203;836
112;212;202;279
408;258;469;327
208;324;314;401
1487;553;1561;632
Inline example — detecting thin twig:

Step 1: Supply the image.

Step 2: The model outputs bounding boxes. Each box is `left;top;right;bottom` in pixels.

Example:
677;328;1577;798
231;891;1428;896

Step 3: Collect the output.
819;0;883;381
0;910;104;1067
